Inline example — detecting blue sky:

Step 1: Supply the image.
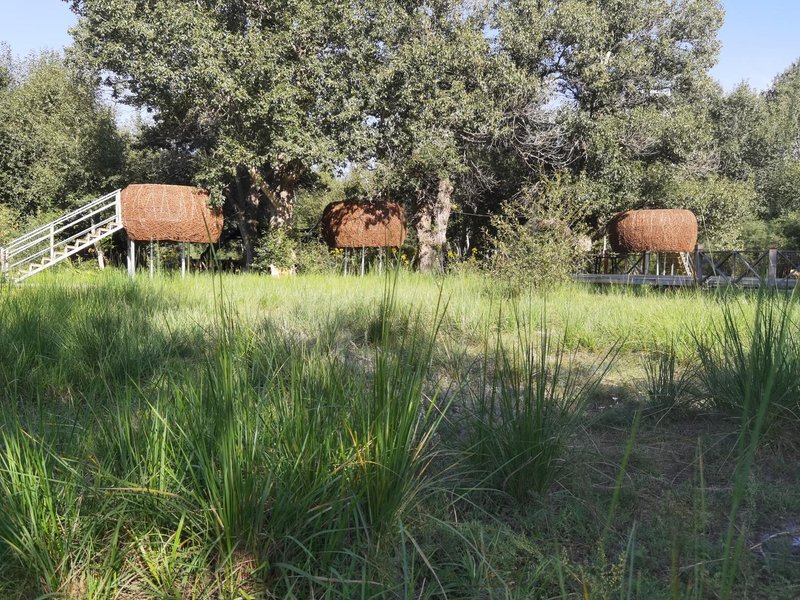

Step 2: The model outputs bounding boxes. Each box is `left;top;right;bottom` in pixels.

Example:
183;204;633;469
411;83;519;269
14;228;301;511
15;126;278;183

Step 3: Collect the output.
1;0;798;92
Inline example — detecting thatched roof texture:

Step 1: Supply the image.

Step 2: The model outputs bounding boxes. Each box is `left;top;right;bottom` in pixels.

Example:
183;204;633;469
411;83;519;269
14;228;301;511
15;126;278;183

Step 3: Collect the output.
322;201;406;248
121;184;223;243
608;209;698;253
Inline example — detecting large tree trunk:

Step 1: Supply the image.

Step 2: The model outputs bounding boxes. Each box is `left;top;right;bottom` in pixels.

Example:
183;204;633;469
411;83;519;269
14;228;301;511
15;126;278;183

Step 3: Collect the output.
232;173;262;268
249;164;300;230
269;172;295;229
415;176;453;273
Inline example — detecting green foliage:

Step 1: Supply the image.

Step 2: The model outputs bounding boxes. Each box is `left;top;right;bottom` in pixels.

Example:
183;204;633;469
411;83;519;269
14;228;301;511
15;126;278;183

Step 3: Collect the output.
497;0;724;113
713;62;800;226
489;175;592;291
0;52;124;221
252;228;296;271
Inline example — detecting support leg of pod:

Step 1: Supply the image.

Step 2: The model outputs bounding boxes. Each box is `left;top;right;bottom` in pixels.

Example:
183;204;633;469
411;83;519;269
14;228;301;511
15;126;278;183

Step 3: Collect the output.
361;247;365;277
149;239;154;280
127;238;136;279
181;243;187;279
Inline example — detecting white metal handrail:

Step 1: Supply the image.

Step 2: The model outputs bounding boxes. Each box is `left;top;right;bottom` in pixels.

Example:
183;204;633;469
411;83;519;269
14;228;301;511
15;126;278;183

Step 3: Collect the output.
7;214;119;271
6;201;119;260
0;189;123;282
5;190;120;252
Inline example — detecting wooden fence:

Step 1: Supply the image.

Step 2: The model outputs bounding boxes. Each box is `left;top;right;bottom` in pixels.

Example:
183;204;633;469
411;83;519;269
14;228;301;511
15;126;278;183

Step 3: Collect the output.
576;245;800;288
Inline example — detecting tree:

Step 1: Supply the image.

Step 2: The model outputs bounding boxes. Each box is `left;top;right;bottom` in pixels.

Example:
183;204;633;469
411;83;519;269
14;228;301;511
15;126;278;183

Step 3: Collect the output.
494;0;738;241
367;1;525;272
710;60;800;242
0;51;124;224
67;0;379;266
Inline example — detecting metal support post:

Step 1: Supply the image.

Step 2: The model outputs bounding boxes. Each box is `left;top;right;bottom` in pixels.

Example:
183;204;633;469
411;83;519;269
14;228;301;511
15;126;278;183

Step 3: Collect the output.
115;190;122;227
181;243;187;278
361;247;365;277
127;238;136;278
49;224;55;261
150;240;155;280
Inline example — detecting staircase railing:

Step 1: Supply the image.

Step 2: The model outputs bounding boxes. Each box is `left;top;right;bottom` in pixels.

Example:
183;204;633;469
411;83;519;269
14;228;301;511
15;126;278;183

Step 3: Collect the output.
1;190;123;282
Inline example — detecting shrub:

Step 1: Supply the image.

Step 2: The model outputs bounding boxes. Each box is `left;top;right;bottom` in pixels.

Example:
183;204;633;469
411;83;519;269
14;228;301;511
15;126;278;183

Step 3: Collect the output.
488;176;591;292
252;228;296;271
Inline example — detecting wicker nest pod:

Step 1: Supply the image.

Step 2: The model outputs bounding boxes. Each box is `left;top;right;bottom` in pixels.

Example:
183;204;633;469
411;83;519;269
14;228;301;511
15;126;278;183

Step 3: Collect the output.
608;209;698;253
322;201;406;248
121;184;223;243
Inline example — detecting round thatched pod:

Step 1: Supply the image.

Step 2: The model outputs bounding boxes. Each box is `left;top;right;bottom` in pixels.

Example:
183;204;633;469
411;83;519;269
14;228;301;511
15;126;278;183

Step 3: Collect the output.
608;209;698;253
322;201;406;248
121;184;223;243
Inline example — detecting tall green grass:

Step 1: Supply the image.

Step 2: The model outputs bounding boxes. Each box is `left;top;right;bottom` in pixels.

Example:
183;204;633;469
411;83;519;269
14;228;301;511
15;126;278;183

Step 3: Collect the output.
464;303;618;501
0;272;797;598
695;292;800;427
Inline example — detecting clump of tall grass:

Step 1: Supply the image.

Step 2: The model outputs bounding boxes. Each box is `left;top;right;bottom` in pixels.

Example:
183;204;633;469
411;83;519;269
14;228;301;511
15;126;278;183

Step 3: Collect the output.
0;272;456;597
464;303;618;501
694;292;799;598
641;339;694;416
695;292;800;428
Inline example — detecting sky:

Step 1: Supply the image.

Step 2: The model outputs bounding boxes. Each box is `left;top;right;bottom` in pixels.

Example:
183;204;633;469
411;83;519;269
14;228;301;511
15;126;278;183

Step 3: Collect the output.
0;0;799;93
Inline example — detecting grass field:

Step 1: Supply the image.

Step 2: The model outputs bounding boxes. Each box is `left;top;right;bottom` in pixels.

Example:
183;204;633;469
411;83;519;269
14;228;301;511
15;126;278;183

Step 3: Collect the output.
0;269;798;599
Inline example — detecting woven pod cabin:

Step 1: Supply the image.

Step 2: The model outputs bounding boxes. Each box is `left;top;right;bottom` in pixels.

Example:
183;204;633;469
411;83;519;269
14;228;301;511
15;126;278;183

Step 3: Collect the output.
608;209;698;253
121;184;223;243
322;201;406;248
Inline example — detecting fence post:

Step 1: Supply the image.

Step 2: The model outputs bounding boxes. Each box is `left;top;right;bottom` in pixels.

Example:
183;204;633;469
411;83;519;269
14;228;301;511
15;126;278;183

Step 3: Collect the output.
768;243;778;287
694;244;703;286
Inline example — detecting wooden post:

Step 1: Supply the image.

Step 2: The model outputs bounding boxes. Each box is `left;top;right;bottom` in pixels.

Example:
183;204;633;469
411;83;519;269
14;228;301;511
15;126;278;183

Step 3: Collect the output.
694;244;703;285
343;249;349;276
181;243;187;278
127;238;135;278
149;240;154;280
642;251;650;275
768;243;778;287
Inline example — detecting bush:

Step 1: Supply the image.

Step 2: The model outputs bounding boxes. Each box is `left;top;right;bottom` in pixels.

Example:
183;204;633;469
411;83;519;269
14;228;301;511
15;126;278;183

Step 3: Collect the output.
488;177;591;292
252;228;296;271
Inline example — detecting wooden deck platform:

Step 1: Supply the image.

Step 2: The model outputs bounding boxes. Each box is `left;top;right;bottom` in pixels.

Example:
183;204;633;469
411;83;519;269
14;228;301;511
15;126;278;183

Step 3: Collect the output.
574;274;799;289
